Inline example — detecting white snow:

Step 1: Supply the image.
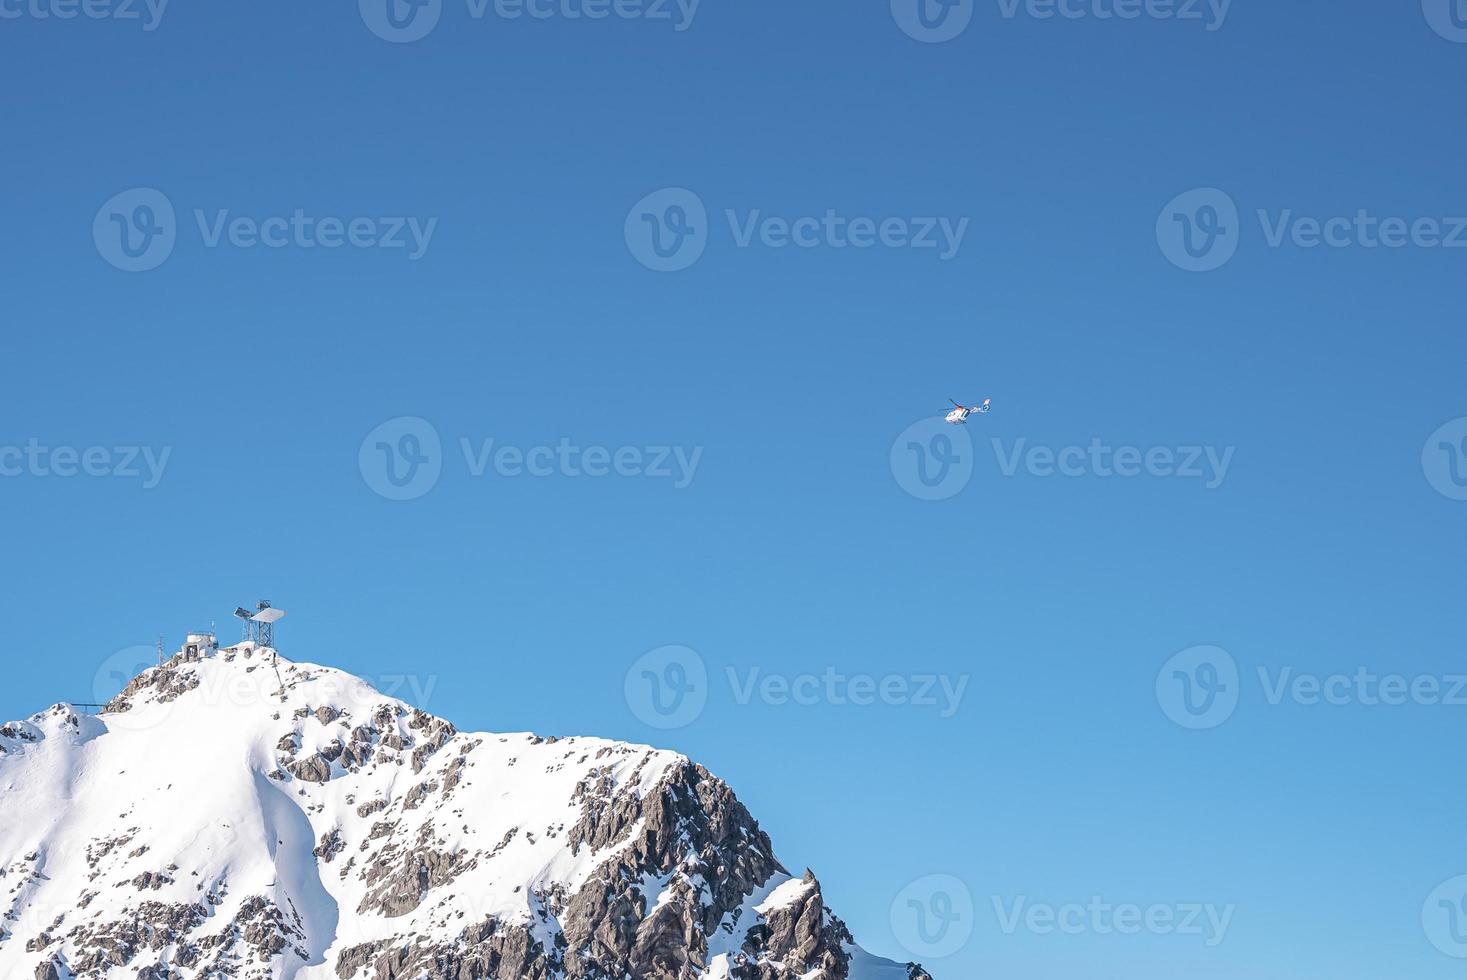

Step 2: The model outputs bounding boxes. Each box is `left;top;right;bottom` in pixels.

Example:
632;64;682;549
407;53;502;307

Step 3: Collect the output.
0;644;918;980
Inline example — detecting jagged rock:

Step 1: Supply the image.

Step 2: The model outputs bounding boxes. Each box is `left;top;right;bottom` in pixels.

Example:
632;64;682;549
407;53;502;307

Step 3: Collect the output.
315;828;346;863
131;871;174;891
288;752;332;783
2;648;932;980
734;872;852;980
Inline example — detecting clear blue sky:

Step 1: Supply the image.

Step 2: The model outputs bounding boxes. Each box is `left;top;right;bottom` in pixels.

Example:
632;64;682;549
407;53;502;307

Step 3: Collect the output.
3;2;1466;977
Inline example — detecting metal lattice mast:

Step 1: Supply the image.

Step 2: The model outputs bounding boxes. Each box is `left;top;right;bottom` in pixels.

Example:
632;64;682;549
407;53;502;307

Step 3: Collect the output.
235;599;287;652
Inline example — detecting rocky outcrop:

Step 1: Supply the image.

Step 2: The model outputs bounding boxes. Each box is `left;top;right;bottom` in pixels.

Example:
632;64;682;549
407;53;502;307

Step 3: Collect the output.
103;647;209;713
357;847;473;919
733;872;852;980
554;760;788;979
3;648;933;980
64;900;207;974
335;917;554;980
288;752;333;783
333;758;858;980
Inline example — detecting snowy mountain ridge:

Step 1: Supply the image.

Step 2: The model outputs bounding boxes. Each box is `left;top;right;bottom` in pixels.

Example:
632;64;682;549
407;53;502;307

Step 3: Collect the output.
0;640;932;980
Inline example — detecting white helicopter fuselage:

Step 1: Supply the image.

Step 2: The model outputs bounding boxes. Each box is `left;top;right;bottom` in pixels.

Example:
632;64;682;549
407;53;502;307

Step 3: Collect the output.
945;398;991;424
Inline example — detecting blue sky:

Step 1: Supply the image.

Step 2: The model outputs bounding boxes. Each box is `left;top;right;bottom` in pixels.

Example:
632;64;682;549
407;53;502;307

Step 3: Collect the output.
3;1;1467;976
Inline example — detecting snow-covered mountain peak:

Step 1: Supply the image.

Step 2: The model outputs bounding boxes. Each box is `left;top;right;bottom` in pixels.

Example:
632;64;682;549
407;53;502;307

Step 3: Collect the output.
2;640;931;980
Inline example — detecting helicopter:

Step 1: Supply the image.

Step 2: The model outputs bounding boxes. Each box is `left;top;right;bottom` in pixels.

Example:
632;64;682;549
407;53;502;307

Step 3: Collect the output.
944;398;992;424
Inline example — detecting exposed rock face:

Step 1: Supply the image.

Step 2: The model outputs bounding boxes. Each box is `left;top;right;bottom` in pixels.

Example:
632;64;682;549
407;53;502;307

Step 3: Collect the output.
732;872;851;980
288;752;333;783
0;646;931;980
335;917;553;980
